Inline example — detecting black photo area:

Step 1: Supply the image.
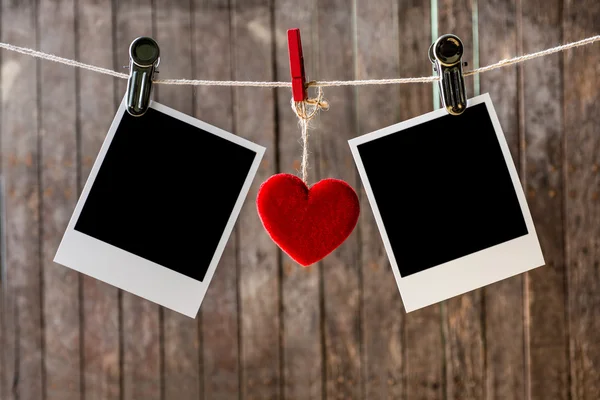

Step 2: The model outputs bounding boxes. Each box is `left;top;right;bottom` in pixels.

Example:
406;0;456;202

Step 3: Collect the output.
75;108;257;282
357;102;528;277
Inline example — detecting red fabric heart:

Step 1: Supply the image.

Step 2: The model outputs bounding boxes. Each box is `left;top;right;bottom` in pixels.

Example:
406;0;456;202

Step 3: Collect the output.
256;173;360;266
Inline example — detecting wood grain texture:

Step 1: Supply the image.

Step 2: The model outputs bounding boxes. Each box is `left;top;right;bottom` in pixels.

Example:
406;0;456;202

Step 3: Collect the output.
355;0;404;399
0;285;3;400
154;1;202;399
38;0;81;398
273;2;323;399
231;0;280;398
2;1;600;400
478;1;526;399
316;0;362;398
437;1;485;399
1;190;15;400
0;53;7;399
0;1;44;399
1;270;4;400
397;2;445;400
521;0;569;399
0;175;10;400
113;1;162;399
77;1;121;399
0;174;3;400
1;289;17;400
563;0;600;399
0;290;3;400
193;0;239;399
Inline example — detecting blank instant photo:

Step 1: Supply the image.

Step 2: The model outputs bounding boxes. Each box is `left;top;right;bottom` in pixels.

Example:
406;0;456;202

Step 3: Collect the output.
55;97;265;318
349;93;544;312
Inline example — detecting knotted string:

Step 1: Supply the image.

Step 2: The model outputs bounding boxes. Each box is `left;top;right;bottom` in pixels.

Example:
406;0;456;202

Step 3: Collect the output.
291;84;330;184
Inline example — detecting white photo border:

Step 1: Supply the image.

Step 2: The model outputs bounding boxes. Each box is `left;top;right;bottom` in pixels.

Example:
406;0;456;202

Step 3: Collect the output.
54;96;265;318
348;93;544;312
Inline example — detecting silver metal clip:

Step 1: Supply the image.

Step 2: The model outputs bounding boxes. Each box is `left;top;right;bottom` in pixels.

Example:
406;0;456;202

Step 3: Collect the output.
429;34;467;115
126;36;160;117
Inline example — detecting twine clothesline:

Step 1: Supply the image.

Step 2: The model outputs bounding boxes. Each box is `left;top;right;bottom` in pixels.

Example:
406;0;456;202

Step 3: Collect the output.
0;34;597;88
0;34;598;184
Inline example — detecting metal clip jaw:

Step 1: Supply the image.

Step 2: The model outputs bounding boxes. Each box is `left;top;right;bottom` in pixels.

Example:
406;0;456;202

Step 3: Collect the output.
126;36;160;117
429;34;467;115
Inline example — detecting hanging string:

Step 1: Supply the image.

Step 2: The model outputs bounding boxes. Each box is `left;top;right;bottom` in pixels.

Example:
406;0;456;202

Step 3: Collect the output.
0;34;597;88
291;85;329;184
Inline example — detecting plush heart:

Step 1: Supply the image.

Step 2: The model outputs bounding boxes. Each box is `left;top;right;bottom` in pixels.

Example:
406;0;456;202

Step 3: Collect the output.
256;173;360;266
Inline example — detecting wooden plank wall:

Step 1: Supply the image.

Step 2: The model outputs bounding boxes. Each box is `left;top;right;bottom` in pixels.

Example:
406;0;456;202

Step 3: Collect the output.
78;1;120;399
1;0;599;399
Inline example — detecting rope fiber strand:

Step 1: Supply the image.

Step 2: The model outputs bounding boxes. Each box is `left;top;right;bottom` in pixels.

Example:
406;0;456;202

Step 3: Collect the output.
0;42;129;79
291;86;329;184
0;34;597;87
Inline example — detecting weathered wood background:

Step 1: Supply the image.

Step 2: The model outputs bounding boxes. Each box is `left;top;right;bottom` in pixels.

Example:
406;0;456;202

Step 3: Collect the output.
0;0;599;399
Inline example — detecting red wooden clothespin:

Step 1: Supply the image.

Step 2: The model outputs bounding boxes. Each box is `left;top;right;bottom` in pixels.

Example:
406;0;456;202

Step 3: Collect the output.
287;28;307;102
